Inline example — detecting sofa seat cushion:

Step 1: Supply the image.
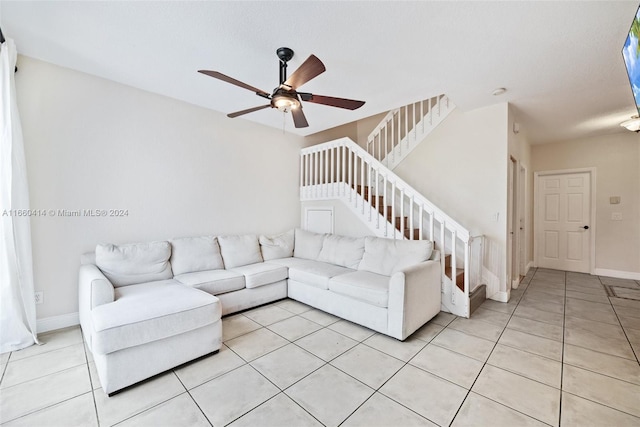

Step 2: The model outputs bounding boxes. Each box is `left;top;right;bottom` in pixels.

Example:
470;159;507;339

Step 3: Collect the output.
91;280;220;354
230;262;288;289
328;271;390;308
265;257;312;268
289;260;354;290
174;270;245;295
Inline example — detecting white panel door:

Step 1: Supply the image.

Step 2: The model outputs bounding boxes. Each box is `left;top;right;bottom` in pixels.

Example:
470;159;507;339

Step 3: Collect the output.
537;172;591;273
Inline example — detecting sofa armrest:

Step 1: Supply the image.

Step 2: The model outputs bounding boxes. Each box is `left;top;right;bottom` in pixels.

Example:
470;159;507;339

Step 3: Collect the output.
387;259;441;340
79;264;115;350
79;264;115;309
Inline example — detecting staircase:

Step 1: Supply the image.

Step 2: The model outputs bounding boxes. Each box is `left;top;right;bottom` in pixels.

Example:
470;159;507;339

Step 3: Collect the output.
300;136;484;318
366;95;455;170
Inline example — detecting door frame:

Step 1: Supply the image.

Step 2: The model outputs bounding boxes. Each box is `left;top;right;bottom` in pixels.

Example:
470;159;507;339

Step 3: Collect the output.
507;156;520;290
518;164;528;277
507;158;528;290
533;168;596;274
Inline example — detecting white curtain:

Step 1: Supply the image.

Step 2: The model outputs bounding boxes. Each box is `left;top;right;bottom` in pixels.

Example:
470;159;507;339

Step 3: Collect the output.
0;38;39;353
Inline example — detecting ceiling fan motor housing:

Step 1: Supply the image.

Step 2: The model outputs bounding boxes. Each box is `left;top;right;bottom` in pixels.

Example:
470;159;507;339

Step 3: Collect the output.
276;47;294;63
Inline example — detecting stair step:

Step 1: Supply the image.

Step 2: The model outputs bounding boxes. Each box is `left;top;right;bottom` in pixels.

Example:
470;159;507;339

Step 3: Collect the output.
353;185;419;238
444;254;465;292
404;228;420;240
393;216;408;231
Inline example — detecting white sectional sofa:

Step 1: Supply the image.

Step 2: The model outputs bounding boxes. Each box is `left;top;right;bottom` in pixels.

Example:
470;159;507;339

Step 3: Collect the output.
79;228;441;395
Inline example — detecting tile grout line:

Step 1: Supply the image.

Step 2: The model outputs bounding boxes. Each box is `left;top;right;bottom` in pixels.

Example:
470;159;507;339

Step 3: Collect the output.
448;268;562;427
601;276;640;364
560;274;640;421
81;332;102;427
337;326;442;427
172;370;215;427
221;311;374;427
557;270;568;427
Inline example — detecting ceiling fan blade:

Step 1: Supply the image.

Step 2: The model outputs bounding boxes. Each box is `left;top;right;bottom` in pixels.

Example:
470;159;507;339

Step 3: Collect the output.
291;107;309;128
298;93;365;110
283;55;326;90
198;70;271;98
227;104;271;118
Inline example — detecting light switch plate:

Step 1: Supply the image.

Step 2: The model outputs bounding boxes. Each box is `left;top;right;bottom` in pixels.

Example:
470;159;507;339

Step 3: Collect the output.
611;212;623;221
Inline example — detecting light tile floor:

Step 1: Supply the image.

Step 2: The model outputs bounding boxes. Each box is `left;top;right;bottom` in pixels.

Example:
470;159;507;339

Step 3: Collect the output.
1;268;640;426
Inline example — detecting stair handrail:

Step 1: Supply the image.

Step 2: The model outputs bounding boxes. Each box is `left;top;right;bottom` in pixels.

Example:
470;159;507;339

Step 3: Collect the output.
300;137;471;242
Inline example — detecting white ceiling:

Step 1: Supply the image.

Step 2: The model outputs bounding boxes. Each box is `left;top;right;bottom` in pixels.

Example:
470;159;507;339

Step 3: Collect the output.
1;1;639;144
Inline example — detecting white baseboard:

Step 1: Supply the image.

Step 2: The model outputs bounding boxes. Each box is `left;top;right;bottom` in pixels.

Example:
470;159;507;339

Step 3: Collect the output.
593;268;640;281
525;261;534;275
37;312;79;333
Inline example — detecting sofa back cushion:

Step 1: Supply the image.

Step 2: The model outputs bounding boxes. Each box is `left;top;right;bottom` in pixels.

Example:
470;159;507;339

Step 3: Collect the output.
259;230;295;261
95;241;173;287
358;237;433;276
170;236;224;275
293;228;326;261
317;235;365;269
218;234;263;268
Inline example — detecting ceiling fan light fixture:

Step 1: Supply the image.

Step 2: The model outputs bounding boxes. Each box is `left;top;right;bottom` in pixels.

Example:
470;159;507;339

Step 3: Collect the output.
271;91;300;112
620;115;640;132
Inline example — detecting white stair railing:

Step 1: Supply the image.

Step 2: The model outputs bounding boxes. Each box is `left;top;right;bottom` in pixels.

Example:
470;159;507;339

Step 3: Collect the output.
300;137;482;318
366;95;455;170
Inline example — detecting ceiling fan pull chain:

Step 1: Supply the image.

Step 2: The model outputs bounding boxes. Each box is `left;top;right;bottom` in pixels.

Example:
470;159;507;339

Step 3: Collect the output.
282;110;286;134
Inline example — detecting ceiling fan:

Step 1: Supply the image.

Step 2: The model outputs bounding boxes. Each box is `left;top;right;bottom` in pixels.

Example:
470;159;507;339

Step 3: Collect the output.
198;47;365;128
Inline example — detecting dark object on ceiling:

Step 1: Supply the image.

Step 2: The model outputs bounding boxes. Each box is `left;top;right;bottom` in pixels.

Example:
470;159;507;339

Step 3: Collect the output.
198;47;365;128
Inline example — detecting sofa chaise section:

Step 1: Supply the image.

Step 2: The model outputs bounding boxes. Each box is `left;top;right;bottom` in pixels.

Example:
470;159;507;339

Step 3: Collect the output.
79;241;222;395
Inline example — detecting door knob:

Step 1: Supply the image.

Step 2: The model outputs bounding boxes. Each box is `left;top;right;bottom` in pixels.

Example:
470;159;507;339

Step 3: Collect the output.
582;225;589;230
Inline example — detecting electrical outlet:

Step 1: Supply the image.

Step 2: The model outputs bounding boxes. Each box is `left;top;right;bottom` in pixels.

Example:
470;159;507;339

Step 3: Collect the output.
34;291;43;305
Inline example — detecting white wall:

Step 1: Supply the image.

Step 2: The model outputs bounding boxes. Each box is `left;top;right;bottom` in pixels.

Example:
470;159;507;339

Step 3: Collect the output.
393;103;509;298
531;132;640;276
300;200;375;237
15;56;304;320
